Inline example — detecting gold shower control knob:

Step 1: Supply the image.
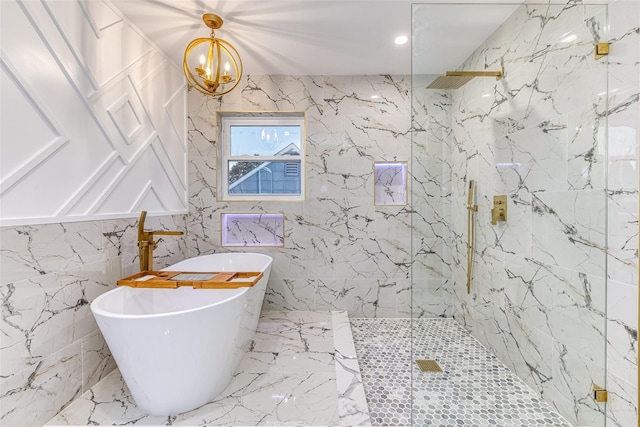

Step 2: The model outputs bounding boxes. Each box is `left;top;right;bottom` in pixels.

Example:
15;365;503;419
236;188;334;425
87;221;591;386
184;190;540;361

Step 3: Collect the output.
491;195;507;225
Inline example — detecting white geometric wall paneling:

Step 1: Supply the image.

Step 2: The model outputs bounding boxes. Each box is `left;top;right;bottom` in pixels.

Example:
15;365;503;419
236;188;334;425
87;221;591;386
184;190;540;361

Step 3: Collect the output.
0;0;187;226
221;213;285;247
374;161;408;206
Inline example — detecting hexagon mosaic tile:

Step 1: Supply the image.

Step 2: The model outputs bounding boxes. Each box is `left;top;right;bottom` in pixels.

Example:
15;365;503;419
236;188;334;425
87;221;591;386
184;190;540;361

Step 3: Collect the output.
350;318;571;427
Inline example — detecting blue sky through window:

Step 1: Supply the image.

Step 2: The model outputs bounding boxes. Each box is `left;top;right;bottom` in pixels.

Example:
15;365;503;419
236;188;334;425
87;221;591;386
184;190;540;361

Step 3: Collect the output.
230;125;301;156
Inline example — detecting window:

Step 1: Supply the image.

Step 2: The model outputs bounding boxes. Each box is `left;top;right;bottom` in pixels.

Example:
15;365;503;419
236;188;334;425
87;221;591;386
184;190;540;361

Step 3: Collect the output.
218;113;305;201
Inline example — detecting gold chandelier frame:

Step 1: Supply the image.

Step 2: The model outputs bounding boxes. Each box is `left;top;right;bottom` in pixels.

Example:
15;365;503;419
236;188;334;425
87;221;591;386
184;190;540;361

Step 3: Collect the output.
183;14;243;96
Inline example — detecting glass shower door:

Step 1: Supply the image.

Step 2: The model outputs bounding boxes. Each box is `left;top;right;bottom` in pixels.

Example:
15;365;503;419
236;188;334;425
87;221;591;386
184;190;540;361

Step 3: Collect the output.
410;3;614;426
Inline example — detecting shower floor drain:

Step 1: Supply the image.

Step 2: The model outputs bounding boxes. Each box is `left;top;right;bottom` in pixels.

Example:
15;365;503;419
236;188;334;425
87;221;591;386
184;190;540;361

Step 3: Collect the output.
416;359;442;372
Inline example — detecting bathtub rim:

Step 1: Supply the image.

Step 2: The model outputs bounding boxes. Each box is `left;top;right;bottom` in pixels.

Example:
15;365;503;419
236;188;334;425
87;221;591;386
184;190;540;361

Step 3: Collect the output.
91;252;272;320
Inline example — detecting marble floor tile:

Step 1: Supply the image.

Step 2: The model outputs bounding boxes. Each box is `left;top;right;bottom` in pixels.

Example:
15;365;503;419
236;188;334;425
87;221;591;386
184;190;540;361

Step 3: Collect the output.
45;310;366;427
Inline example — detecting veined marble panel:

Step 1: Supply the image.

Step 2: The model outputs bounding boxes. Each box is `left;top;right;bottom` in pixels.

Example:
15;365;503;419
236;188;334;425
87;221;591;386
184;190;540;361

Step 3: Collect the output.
324;75;409;117
410;278;450;319
606;279;638;385
492;123;568;194
532;190;606;278
550;340;606;427
221;213;285;247
306;155;374;199
0;259;118;377
81;329;117;393
0;222;103;286
1;341;82;427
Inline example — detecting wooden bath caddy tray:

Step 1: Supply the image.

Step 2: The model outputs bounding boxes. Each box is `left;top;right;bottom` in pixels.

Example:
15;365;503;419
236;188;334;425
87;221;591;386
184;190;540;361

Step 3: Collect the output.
117;271;264;289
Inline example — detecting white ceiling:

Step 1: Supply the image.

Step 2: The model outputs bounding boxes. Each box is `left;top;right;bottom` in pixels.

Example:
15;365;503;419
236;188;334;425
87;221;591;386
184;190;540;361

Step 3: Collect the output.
111;0;521;76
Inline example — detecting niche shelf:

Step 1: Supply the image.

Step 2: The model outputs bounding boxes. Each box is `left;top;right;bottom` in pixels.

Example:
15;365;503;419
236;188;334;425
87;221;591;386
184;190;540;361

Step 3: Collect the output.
374;161;407;206
221;213;285;247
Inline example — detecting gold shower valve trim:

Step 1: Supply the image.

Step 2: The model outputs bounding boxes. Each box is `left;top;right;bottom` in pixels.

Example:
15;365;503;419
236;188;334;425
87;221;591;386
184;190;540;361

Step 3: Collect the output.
491;195;508;225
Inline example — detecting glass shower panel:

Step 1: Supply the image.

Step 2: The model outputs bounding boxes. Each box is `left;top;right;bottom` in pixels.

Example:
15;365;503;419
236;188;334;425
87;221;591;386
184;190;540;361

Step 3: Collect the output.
410;3;609;426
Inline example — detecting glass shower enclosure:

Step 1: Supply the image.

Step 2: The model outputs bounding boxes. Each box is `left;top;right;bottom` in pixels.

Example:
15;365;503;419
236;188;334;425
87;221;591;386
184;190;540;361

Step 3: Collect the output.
410;2;623;426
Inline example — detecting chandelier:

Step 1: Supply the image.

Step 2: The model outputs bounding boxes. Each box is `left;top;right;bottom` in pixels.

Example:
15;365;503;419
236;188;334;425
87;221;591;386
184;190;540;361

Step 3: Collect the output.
183;13;242;96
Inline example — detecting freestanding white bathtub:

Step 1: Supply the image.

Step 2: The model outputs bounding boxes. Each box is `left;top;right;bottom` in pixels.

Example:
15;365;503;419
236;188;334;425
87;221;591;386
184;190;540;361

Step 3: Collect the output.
91;253;272;416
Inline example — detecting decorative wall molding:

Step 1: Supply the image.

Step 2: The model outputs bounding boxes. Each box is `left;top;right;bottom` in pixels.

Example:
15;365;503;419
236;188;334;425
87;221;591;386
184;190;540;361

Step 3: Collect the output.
0;0;187;226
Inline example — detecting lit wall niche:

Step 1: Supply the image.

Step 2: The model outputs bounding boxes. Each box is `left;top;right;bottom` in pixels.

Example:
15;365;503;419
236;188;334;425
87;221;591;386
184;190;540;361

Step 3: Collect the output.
221;213;285;247
374;162;407;206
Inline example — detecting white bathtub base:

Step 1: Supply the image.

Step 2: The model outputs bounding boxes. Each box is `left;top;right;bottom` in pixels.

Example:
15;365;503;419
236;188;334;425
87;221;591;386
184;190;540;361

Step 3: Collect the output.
91;253;272;416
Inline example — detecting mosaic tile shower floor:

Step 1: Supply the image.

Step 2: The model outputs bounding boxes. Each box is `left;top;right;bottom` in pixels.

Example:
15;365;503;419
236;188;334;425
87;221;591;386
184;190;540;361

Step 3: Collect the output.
350;318;571;427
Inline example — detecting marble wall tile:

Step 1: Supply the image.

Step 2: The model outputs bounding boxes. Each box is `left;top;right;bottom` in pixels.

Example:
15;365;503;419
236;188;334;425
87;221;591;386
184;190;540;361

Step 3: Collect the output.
186;75;413;316
550;340;606;427
606;370;638;427
315;278;400;318
422;2;638;425
0;342;82;427
264;278;317;312
410;279;449;319
0;213;187;426
1;258;120;377
532;190;607;278
0;222;103;286
81;329;116;393
607;279;638;383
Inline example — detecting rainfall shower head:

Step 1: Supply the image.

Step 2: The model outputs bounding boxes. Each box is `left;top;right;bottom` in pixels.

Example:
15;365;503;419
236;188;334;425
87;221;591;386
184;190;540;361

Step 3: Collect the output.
426;68;504;90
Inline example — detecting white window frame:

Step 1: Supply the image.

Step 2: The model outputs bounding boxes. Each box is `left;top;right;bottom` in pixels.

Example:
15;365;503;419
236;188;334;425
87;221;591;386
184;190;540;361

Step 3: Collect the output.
218;113;305;202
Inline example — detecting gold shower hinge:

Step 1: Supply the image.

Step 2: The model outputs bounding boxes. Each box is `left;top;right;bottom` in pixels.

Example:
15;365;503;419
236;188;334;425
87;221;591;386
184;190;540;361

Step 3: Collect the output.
593;384;608;403
595;42;610;60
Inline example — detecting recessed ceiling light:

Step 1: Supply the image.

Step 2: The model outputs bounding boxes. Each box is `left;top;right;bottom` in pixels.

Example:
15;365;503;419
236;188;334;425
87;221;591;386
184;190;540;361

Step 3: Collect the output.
371;95;380;99
394;35;408;45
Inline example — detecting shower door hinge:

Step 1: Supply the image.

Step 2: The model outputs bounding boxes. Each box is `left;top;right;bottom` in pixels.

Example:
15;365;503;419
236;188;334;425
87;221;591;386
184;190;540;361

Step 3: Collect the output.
595;42;610;60
593;384;608;403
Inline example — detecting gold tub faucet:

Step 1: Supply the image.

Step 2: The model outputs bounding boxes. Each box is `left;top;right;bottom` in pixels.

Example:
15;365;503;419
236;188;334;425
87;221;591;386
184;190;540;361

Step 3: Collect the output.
137;211;184;271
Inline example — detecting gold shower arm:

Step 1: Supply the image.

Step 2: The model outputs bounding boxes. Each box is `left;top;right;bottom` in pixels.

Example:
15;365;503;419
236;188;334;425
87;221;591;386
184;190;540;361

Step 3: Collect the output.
446;68;504;80
426;68;504;89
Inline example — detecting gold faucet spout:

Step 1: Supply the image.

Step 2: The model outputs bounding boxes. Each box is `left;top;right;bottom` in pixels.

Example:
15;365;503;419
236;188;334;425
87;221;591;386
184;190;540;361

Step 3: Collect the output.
137;211;184;272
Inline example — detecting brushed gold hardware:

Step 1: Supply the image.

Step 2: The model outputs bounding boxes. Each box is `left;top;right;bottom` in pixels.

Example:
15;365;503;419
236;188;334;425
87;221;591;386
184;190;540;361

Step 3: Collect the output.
593;384;608;403
416;359;442;372
491;195;508;225
183;13;242;96
446;68;504;80
427;68;504;89
595;42;610;60
467;180;478;294
137;211;184;271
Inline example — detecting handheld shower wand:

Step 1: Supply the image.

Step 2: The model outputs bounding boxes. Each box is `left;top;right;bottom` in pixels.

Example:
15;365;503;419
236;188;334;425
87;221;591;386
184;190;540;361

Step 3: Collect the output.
466;180;478;294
